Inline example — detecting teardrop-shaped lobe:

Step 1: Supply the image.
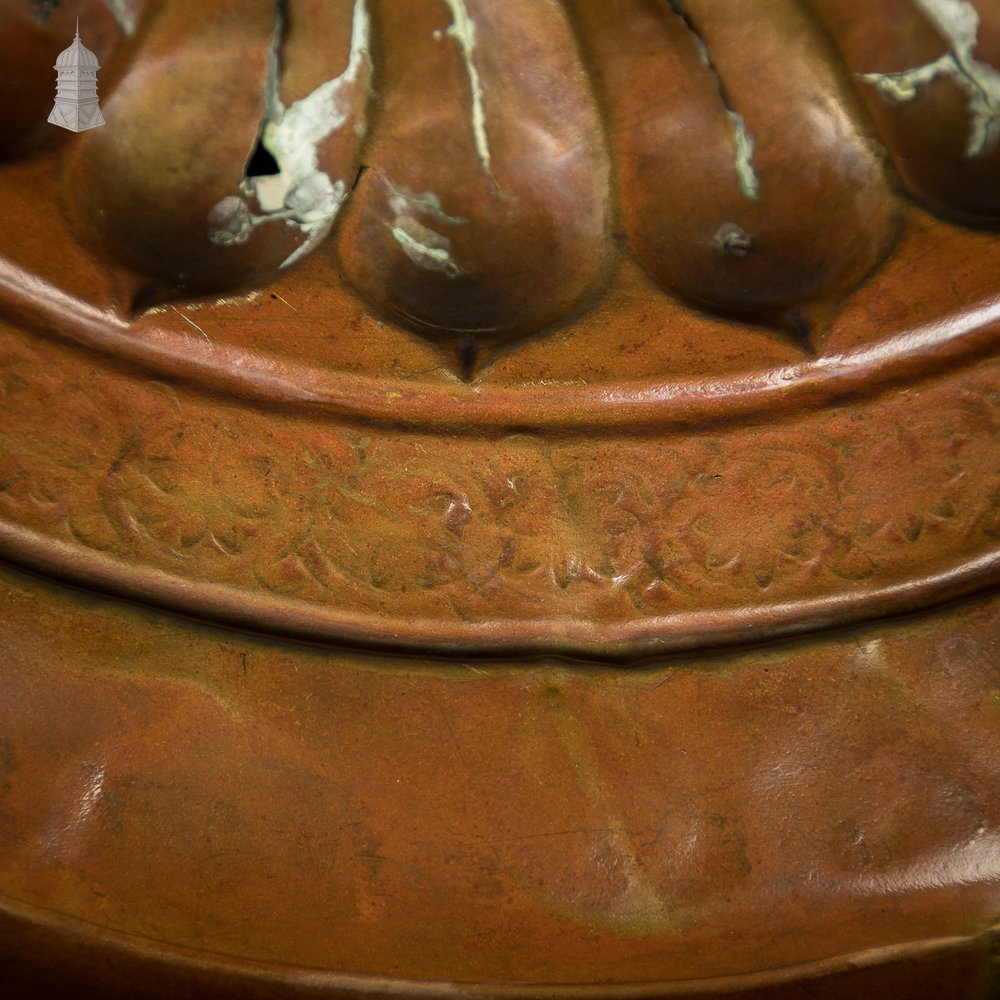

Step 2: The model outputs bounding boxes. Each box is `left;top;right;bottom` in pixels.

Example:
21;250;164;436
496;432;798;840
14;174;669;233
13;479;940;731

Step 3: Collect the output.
570;0;899;340
336;0;611;354
807;0;1000;224
63;0;371;303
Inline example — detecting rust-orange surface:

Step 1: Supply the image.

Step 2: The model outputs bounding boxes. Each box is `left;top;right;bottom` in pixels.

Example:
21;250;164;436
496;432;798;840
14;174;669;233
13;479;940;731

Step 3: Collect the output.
0;1;999;997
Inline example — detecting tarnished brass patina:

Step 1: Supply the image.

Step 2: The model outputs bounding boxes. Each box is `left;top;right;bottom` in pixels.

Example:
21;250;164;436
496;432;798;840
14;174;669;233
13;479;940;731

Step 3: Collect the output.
1;1;999;997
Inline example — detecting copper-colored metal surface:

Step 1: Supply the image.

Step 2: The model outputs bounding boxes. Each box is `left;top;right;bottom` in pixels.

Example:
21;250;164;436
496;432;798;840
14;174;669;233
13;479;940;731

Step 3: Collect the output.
1;0;999;996
1;565;999;998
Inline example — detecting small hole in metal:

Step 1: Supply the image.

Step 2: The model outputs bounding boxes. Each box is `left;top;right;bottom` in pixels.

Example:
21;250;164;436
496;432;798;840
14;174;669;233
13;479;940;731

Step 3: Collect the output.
247;138;280;177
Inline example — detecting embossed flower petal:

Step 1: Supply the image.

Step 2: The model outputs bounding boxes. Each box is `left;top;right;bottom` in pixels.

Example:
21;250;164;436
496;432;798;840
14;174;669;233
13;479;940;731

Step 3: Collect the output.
0;0;137;158
205;0;373;274
807;0;1000;223
335;0;611;369
61;0;371;305
571;0;899;342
